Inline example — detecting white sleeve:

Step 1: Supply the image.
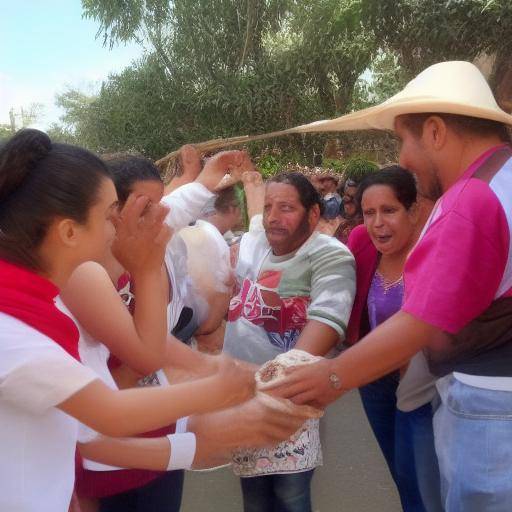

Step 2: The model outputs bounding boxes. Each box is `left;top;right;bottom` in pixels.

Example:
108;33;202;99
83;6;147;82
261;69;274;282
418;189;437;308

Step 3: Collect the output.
166;432;197;470
248;213;264;233
0;314;98;414
175;416;189;433
161;182;215;231
0;354;98;415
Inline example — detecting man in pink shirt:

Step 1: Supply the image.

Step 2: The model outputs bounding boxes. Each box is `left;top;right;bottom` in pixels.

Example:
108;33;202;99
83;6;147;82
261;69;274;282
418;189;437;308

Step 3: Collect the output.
269;61;512;511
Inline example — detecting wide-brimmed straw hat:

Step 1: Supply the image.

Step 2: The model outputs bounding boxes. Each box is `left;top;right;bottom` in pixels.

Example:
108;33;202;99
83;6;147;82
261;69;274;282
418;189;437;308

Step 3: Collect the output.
289;61;512;133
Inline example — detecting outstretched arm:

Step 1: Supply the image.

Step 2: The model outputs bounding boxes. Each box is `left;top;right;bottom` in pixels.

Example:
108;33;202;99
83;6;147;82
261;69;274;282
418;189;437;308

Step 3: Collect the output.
77;395;312;471
265;311;441;407
59;356;255;437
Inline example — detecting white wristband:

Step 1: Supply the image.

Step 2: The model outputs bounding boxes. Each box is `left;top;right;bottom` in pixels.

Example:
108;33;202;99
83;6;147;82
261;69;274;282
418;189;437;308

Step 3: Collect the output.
175;416;189;433
166;432;197;470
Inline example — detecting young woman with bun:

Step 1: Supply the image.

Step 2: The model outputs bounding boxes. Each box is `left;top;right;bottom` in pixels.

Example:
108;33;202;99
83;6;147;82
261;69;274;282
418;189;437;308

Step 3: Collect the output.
0;129;255;512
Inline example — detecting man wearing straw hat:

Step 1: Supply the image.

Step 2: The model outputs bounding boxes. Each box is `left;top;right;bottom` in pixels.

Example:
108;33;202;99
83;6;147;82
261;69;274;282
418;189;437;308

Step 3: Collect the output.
267;61;512;510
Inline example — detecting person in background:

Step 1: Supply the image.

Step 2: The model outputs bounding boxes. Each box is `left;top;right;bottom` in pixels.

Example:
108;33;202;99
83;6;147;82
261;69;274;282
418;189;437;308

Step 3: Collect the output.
347;166;441;512
176;187;242;353
199;186;242;238
311;174;342;221
333;178;363;243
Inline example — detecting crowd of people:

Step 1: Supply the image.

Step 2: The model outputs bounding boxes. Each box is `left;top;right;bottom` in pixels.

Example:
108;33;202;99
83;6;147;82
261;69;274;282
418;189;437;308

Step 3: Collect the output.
1;59;512;512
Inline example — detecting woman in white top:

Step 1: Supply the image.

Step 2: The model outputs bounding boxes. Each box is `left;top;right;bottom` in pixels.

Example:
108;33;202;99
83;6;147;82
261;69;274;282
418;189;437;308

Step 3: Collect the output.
62;151;309;512
61;150;248;511
0;129;255;512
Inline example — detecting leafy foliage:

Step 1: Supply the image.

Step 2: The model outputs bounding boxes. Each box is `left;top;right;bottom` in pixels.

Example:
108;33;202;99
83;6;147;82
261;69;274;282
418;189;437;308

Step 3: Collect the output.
342;155;379;181
0;125;12;141
57;1;512;160
256;154;283;178
360;0;512;83
322;158;345;174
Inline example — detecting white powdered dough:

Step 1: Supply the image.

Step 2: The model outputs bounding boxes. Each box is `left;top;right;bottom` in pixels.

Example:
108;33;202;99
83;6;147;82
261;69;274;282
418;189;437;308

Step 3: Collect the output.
255;349;324;419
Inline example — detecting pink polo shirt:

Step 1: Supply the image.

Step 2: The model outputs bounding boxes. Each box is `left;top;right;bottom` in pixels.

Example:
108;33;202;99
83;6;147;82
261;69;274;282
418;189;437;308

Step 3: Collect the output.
402;145;512;336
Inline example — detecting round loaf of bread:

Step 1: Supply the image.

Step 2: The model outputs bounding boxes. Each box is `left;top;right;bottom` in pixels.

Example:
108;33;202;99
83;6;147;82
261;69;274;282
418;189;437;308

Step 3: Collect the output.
255;349;324;419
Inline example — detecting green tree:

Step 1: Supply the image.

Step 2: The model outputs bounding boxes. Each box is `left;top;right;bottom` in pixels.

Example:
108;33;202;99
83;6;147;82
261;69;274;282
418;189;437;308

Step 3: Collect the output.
45;123;78;145
72;0;376;157
360;0;512;107
0;124;12;140
72;0;512;160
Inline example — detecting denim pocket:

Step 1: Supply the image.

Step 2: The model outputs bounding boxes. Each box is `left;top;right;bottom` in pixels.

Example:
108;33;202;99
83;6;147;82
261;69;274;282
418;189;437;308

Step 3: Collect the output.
443;377;512;419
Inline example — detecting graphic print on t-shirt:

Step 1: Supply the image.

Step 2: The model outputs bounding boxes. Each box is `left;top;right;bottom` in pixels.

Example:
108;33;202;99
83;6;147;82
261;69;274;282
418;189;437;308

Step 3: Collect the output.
228;269;310;351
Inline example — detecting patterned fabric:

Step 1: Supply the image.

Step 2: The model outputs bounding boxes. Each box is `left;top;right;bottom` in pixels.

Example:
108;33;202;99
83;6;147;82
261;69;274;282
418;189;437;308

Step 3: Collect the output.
224;224;355;476
228;269;310;353
232;419;321;477
334;215;363;245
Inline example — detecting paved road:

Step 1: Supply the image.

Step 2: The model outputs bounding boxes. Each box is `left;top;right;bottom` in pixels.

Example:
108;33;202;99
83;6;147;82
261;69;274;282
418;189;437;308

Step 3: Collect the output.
181;390;401;511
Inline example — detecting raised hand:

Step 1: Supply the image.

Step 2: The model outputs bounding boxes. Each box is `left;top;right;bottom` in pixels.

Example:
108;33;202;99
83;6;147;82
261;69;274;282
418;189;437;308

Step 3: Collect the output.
241;169;265;218
111;194;172;277
180;144;202;181
164;144;203;195
196;150;255;192
241;170;264;187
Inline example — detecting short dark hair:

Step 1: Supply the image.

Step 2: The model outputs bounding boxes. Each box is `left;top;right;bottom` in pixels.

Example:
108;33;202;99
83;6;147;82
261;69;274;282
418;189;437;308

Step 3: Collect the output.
356;165;417;212
398;113;511;143
214;186;239;214
103;153;162;205
0;129;111;270
268;172;324;216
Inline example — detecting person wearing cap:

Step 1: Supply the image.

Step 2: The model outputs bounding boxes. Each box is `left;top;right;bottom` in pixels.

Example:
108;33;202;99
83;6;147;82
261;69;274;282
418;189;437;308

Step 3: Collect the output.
267;61;512;511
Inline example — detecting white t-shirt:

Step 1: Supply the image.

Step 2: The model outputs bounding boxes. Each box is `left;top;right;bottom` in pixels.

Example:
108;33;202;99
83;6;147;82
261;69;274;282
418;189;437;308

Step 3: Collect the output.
62;297;121;472
0;312;98;512
224;227;355;476
175;219;231;325
162;182;215;329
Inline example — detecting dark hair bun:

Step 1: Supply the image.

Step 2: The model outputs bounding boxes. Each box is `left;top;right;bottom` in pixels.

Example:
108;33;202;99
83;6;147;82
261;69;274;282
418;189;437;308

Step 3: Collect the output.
0;129;52;202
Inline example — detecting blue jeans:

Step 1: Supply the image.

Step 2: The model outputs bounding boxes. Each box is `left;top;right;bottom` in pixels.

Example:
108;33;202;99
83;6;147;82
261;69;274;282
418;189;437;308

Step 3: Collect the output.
434;376;512;512
240;470;314;512
99;470;184;512
396;405;443;512
359;373;400;482
360;373;442;512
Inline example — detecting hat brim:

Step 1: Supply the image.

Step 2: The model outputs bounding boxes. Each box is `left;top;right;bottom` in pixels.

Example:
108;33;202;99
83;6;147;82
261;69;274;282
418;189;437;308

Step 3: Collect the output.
288;96;512;134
